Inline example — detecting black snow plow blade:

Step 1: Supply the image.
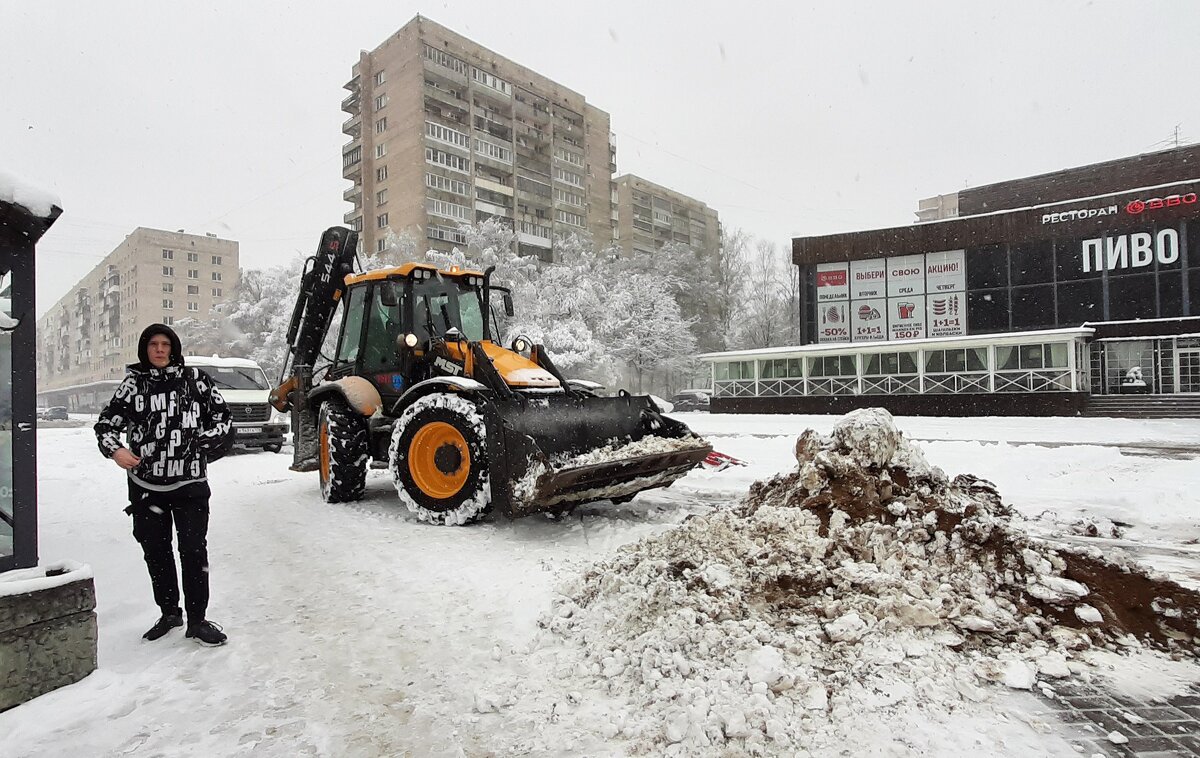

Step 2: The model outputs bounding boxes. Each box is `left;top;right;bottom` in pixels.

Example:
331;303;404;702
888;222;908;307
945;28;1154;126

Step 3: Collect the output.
484;393;713;517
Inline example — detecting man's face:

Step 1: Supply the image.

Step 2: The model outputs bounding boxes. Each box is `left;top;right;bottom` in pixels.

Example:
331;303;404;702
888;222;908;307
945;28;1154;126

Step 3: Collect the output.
147;334;172;368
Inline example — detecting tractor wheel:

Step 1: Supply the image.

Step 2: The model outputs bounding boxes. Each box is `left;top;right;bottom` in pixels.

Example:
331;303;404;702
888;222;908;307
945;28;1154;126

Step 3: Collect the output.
317;401;368;503
389;393;491;525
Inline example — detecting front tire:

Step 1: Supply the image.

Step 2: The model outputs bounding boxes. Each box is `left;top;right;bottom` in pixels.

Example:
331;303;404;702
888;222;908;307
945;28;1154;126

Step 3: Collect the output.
318;402;368;503
389;393;491;525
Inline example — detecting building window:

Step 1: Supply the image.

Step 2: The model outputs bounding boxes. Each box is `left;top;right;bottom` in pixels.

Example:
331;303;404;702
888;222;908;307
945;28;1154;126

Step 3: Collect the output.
376;189;388;205
211;255;222;265
519;220;551;239
377;213;389;229
424;44;468;75
377;238;387;253
426;172;469;196
162;249;174;260
554;167;583;187
427;198;470;221
375;143;387;159
471;67;511;96
163;316;174;325
187;269;199;279
374;94;388;111
554;147;584;167
186;284;199;295
555;209;584;227
554;188;584;207
187;252;199;262
374;70;385;86
473;137;512;164
212;272;222;282
376;165;388;182
349;217;363;232
425;146;470;174
162;283;173;293
212;287;222;297
375;117;387;134
427;224;468;244
426;121;470;149
162;266;174;276
162;299;173;309
187;301;199;312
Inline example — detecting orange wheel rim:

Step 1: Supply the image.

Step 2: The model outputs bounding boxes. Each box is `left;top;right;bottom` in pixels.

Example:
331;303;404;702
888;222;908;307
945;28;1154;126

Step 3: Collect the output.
409;421;470;499
319;419;331;485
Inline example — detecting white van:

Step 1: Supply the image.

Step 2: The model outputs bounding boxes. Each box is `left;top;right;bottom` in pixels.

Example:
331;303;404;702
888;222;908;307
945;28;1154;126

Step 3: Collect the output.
186;356;288;452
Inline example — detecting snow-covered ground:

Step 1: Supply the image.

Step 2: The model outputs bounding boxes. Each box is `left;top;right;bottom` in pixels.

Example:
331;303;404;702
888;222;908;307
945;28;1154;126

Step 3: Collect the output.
3;413;1198;757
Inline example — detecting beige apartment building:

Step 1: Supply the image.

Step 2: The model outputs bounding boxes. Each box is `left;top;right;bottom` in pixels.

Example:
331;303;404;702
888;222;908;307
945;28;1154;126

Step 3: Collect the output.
613;174;721;263
35;227;238;406
342;15;617;262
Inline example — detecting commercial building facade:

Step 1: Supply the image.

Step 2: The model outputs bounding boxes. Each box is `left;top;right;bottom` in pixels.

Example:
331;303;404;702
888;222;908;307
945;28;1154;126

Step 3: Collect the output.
702;145;1200;415
613;174;721;262
35;227;239;409
342;15;617;262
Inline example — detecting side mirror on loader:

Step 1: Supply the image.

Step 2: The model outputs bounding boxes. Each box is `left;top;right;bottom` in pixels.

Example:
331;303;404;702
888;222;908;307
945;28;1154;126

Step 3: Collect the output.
502;292;514;317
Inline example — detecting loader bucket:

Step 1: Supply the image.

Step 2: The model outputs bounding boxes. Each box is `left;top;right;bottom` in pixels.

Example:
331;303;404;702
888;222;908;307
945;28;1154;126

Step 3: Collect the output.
485;393;713;517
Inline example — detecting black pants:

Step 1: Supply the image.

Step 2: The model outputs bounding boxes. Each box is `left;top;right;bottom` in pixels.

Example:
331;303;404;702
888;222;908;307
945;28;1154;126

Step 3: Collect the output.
129;489;210;624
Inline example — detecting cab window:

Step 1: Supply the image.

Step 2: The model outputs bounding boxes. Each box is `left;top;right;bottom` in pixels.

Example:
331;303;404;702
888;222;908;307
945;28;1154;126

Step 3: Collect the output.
335;285;368;365
362;282;405;369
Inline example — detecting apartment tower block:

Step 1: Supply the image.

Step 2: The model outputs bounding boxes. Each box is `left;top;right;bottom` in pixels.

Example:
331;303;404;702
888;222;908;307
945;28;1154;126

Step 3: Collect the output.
341;15;617;262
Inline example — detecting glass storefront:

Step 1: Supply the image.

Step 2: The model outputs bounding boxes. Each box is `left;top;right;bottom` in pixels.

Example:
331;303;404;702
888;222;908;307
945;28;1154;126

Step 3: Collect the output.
1;270;13;559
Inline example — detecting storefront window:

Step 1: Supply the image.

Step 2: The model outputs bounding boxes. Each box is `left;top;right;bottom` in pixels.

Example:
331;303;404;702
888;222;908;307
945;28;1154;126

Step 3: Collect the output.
1054;237;1093;282
1057;279;1103;326
925;348;987;373
1104;340;1154;394
1108;274;1157;321
967;289;1009;332
714;361;754;381
966;245;1007;289
807;355;856;378
863;351;917;375
1010;285;1055;330
1010;241;1054;286
1;271;12;559
760;358;802;378
997;342;1069;371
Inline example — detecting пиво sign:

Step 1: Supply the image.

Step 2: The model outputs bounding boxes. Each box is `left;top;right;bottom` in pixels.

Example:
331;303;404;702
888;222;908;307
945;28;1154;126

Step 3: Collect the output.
1080;229;1179;273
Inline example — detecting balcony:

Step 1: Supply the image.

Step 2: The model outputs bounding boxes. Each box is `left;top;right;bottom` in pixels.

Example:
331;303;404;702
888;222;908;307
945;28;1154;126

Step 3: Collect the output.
344;73;360;93
342;113;361;138
341;92;360;116
475;199;512;219
343;184;362;203
423;82;469;112
475;177;513;197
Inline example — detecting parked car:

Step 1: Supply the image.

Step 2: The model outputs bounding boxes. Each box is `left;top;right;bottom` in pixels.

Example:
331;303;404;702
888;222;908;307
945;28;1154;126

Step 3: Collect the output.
186;356;288;453
670;389;712;412
38;406;69;421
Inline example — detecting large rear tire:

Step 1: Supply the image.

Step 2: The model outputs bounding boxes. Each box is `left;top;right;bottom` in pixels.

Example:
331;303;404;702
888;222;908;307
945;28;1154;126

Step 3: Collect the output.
389;393;491;525
318;402;368;503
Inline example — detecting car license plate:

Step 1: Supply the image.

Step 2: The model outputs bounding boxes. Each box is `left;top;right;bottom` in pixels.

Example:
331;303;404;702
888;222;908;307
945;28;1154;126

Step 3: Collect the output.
238;427;262;434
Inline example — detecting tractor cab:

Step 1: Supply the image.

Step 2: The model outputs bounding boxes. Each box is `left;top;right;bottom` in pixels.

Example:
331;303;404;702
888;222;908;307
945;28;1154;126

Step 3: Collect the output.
327;264;518;407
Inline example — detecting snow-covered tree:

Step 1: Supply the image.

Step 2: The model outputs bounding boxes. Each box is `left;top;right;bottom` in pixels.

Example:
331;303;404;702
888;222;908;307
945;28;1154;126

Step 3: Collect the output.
715;228;751;349
602;270;697;394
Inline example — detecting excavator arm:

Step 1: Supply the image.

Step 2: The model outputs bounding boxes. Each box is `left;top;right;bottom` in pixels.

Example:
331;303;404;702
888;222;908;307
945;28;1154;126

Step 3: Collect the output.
268;226;358;412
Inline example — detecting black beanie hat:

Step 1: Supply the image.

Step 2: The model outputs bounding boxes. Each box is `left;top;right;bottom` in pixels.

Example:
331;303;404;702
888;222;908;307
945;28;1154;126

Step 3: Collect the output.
137;323;185;368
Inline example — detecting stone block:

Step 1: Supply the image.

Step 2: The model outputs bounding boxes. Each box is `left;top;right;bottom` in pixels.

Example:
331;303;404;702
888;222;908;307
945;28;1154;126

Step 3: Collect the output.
0;575;97;712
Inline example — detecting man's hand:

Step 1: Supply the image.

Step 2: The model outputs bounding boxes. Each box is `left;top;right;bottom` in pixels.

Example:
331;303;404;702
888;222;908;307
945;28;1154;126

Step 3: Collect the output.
112;448;141;470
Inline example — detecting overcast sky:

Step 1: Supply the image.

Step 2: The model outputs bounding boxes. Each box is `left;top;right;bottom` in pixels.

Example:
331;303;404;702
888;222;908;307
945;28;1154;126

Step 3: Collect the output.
4;1;1199;317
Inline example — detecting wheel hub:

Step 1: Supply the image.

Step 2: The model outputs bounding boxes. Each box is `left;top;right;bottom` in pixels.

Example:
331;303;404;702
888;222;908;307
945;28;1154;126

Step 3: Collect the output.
408;421;471;499
434;443;463;474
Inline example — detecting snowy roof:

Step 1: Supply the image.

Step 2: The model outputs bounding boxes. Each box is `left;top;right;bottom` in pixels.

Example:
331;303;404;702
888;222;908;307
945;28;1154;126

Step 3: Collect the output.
185;355;265;369
0;168;61;219
699;326;1095;361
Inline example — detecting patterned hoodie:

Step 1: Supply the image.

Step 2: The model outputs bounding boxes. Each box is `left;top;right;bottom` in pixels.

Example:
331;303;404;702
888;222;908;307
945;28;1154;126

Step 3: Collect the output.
94;324;235;492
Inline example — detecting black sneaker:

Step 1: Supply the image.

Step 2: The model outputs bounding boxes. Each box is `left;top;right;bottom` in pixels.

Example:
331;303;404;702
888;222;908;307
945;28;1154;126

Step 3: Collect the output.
142;613;183;641
185;620;228;646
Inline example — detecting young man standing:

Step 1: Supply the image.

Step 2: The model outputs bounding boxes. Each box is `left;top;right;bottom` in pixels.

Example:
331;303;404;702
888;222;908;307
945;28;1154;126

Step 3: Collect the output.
95;323;234;645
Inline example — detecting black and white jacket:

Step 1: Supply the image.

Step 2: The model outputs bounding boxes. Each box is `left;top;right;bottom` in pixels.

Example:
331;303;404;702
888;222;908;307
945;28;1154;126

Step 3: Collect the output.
95;364;235;492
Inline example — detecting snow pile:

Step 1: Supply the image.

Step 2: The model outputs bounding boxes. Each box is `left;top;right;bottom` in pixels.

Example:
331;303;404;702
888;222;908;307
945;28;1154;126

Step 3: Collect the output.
0;169;60;218
560;432;708;468
0;560;93;598
536;408;1199;755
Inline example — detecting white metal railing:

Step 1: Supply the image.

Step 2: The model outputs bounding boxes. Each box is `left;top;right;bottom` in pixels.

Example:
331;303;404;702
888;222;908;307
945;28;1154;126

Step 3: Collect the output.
806;377;857;396
861;375;920;395
758;378;805;397
714;380;756;398
922;372;989;394
993;369;1073;393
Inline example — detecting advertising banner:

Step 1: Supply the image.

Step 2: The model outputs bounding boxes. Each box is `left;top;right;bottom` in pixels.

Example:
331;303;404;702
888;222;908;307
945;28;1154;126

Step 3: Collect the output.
924;249;965;293
887;295;926;340
886;255;925;297
926;292;967;337
817;301;850;343
850;299;887;342
850;259;887;300
815;263;849;303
